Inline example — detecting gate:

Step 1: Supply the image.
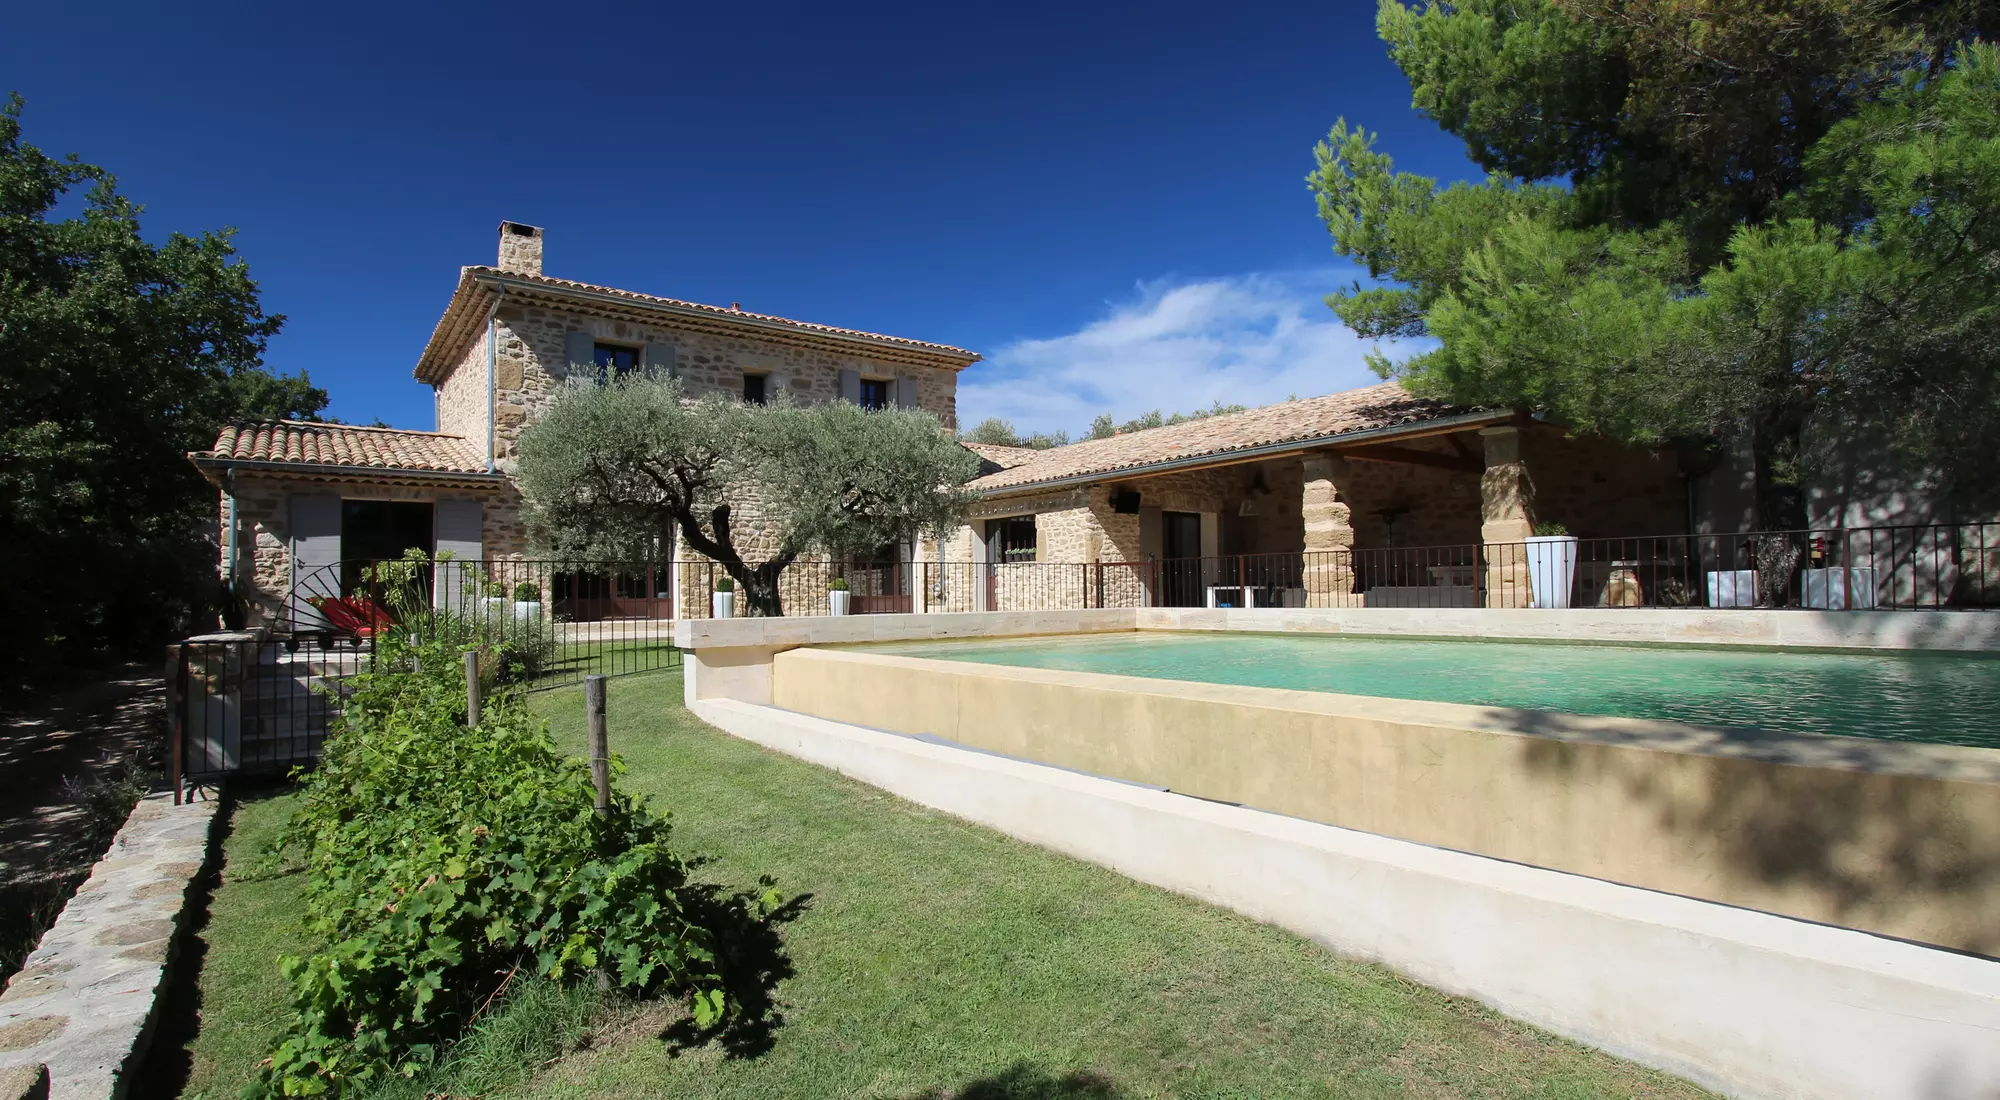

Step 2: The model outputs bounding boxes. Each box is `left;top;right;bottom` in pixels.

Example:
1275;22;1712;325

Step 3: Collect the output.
167;631;368;795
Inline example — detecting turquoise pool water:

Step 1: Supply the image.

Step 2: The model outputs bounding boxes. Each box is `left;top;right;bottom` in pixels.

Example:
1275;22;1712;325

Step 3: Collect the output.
861;632;2000;748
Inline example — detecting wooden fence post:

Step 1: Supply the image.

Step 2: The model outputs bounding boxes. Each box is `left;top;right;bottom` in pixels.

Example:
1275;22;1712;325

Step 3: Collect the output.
585;674;609;817
465;650;481;726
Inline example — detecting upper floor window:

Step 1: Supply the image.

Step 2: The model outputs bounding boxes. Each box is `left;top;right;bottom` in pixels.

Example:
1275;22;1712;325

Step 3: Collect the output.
594;343;641;383
858;378;891;410
743;373;767;405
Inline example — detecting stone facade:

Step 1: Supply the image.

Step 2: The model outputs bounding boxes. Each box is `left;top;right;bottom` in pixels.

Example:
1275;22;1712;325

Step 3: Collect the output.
218;473;523;625
954;425;1688;612
440;304;963;470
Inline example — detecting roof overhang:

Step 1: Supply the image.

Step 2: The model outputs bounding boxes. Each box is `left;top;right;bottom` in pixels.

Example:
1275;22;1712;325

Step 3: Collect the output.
190;454;512;492
415;270;983;384
971;409;1521;500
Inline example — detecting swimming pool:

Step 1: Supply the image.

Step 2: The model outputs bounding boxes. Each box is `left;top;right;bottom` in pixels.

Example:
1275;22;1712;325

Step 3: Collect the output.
861;631;2000;748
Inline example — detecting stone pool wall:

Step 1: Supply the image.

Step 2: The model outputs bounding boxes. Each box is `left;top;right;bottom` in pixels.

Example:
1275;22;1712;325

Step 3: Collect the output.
768;645;2000;955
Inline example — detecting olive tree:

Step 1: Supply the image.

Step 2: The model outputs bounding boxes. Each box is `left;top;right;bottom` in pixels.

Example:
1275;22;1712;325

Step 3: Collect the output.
517;372;980;616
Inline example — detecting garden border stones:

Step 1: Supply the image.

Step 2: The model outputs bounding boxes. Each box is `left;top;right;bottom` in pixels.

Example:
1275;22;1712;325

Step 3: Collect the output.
0;792;219;1100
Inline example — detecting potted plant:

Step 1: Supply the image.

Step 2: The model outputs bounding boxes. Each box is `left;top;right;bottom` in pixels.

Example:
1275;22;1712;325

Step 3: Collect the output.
712;575;735;619
828;575;852;616
483;579;511;621
511;580;542;622
1525;521;1579;609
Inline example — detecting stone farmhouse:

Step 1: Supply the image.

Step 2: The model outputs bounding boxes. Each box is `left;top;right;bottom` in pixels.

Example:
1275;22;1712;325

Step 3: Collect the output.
189;222;1746;622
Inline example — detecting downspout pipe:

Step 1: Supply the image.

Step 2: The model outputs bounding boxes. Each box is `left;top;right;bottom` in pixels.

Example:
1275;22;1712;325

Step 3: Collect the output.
484;286;504;474
225;468;238;602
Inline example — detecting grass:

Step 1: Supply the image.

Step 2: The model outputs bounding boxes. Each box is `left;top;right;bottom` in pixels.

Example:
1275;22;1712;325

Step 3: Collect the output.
536;638;680;681
168;785;311;1098
173;667;1714;1100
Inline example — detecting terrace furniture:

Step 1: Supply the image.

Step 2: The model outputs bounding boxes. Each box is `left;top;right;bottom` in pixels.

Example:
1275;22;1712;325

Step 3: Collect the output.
1707;569;1758;608
306;595;395;638
1206;585;1257;609
1803;567;1881;610
1600;561;1644;607
1426;564;1477;587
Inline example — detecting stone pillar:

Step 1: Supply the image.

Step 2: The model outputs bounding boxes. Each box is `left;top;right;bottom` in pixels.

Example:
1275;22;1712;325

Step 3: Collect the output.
1301;453;1359;608
1479;425;1536;608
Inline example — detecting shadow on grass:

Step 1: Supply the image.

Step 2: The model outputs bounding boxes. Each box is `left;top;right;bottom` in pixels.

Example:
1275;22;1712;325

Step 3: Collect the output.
658;876;812;1060
128;781;290;1100
906;1061;1121;1099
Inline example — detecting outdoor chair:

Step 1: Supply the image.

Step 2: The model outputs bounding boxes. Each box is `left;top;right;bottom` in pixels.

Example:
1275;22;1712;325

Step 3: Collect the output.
307;594;396;638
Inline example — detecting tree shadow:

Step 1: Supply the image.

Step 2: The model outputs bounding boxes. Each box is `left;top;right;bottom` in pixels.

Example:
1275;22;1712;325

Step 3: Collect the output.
902;1061;1121;1100
125;782;253;1099
1503;708;2000;954
657;874;811;1060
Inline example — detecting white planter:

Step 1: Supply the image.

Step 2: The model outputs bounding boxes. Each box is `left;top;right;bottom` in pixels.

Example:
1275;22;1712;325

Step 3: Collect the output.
483;597;511;621
1524;535;1578;609
712;591;735;619
1707;569;1758;608
828;590;852;616
511;600;542;623
1803;567;1880;610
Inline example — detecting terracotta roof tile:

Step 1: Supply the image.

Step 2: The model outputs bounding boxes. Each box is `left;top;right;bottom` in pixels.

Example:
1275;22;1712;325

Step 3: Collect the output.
476;269;981;358
415;268;981;383
200;421;488;474
960;441;1044;474
968;382;1477;493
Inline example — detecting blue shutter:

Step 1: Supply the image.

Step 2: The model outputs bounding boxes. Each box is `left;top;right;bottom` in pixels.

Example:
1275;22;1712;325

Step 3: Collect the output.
645;342;677;378
564;331;595;382
838;369;861;404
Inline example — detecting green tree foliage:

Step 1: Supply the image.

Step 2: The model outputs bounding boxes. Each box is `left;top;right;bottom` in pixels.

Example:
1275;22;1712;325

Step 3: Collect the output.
1314;2;2000;525
1084;401;1250;439
960;416;1070;449
517;375;980;616
0;95;324;678
255;591;770;1095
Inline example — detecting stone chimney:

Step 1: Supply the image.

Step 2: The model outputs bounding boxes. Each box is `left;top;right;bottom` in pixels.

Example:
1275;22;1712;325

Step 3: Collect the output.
496;221;543;276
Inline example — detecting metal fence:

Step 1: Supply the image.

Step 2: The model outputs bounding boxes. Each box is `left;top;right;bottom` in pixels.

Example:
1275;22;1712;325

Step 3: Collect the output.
170;526;1997;788
1478;523;2000;611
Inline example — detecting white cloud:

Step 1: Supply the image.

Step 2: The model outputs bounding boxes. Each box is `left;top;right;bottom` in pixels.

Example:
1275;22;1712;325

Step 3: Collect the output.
957;270;1422;438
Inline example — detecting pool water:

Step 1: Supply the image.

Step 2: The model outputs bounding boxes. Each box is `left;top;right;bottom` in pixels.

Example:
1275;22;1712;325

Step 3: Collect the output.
860;632;2000;748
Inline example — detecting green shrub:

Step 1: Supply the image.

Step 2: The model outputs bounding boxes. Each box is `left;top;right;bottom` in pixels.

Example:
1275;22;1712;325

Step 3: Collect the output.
713;575;734;593
252;625;747;1095
1533;521;1570;537
483;615;556;686
827;577;849;592
511;581;540;602
484;579;507;598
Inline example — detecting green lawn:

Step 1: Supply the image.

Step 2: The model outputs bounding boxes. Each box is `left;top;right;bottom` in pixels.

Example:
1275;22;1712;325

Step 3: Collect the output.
175;667;1712;1099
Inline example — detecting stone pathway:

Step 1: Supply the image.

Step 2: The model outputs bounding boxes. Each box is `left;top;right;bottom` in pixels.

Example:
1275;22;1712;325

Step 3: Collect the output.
0;663;162;891
0;794;217;1100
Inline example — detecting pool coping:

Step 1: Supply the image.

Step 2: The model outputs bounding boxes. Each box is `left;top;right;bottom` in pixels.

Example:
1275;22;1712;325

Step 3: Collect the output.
674;605;2000;653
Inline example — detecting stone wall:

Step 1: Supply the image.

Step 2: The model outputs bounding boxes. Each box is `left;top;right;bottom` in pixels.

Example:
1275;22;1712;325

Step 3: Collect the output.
1338;439;1485;550
435;330;491;464
1528;429;1685;539
458;303;962;466
219;475;523;625
0;792;219;1098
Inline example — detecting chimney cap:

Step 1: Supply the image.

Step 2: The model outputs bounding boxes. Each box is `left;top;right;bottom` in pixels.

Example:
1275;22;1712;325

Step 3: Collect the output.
496;222;544;276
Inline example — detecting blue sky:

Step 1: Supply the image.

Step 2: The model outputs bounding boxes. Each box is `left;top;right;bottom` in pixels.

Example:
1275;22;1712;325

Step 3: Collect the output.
3;1;1480;436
